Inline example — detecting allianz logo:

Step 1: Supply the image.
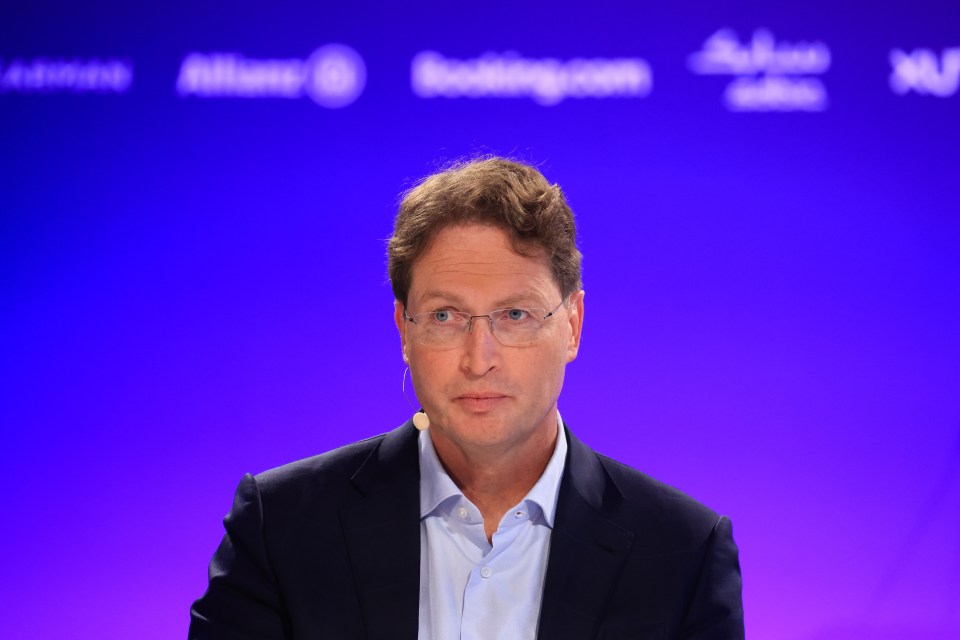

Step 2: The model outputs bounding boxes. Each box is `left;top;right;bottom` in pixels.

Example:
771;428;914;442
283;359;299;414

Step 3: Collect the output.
0;58;133;94
890;47;960;97
176;44;366;108
411;51;652;106
688;29;830;112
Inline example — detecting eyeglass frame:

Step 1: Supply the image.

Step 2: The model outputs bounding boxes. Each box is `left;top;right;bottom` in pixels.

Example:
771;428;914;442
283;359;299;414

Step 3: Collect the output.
402;298;568;348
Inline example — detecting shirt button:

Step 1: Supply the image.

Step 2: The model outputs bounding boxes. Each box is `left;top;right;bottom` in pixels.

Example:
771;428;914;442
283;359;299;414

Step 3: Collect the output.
480;566;493;579
457;507;468;519
515;510;524;518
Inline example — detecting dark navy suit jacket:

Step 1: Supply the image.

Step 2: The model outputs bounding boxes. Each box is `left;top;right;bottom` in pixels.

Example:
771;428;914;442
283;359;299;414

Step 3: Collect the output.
190;422;744;639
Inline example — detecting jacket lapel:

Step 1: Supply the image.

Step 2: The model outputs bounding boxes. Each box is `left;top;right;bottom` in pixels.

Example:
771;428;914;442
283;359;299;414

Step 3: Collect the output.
340;423;421;640
537;426;635;639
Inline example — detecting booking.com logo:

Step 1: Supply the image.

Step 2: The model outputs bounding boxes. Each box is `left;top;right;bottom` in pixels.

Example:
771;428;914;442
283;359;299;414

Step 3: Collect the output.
176;44;366;108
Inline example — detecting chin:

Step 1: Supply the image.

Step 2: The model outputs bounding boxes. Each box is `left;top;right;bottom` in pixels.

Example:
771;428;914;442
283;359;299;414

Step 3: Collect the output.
442;412;514;445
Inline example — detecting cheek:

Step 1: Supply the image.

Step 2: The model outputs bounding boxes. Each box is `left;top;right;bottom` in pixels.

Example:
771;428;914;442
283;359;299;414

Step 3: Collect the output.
526;344;568;391
409;351;452;396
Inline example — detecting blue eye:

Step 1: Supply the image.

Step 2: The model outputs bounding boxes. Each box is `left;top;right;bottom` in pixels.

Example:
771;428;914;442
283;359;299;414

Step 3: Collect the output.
433;310;451;323
506;308;528;321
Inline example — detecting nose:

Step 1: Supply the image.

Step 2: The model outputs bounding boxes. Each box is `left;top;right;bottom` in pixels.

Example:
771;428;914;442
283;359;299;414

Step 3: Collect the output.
460;315;499;375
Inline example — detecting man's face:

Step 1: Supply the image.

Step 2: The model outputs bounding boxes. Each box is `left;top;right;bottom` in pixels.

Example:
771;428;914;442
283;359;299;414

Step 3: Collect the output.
394;223;584;457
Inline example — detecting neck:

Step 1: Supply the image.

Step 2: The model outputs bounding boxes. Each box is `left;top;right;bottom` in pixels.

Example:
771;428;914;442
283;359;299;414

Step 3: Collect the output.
429;412;558;541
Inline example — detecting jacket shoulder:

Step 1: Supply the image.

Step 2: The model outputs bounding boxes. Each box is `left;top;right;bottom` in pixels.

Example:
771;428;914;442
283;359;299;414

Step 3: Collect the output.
247;422;419;516
246;430;396;524
596;453;722;546
255;431;386;490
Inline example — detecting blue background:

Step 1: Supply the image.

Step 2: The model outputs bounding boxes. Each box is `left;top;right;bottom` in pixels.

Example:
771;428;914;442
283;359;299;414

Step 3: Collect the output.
2;1;959;637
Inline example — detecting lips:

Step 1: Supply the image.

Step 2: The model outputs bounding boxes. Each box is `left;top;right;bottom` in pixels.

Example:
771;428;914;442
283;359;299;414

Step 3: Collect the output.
454;393;508;412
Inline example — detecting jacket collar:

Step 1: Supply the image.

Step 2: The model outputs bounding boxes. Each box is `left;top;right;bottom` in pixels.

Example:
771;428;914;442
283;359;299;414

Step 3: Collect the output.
340;422;421;640
537;425;636;639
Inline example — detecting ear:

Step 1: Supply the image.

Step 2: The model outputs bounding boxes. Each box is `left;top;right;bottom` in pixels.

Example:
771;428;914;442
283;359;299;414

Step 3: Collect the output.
565;290;585;363
394;300;409;361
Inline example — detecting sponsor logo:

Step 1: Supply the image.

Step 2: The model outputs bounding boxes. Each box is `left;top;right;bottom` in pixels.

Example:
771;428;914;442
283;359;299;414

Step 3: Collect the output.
0;58;133;94
688;29;830;111
890;47;960;97
411;51;652;106
176;44;366;108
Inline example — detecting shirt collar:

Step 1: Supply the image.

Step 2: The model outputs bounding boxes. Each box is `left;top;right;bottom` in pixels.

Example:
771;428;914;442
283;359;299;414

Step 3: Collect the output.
418;412;568;528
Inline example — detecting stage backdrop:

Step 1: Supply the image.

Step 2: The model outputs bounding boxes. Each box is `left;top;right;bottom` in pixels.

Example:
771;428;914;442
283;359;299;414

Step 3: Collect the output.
2;1;958;638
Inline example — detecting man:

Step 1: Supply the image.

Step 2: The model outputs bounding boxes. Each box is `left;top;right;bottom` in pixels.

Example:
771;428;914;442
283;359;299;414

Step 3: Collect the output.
190;157;744;639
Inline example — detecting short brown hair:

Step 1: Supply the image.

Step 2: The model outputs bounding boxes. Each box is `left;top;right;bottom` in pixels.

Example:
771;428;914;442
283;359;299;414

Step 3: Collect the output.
388;157;582;306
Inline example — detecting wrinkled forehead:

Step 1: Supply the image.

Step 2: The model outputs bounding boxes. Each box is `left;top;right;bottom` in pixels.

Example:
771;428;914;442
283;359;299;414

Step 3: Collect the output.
408;223;559;309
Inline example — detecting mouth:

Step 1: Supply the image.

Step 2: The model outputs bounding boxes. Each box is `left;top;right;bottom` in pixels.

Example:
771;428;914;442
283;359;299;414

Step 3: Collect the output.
454;393;508;412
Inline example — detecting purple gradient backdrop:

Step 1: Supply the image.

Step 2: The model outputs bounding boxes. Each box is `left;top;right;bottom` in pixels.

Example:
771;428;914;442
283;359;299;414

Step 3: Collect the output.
2;1;959;638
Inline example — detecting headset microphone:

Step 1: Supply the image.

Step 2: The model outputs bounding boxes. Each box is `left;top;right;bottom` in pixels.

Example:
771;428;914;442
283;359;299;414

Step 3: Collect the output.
412;410;430;431
402;366;430;430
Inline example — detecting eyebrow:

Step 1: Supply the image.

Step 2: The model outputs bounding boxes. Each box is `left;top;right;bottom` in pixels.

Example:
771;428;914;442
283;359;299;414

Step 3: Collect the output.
418;289;466;306
417;289;549;309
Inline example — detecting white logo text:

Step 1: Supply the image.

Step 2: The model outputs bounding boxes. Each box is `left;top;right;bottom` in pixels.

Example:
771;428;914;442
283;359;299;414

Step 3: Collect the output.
176;44;366;108
411;51;652;106
689;29;831;112
890;48;960;97
0;58;133;94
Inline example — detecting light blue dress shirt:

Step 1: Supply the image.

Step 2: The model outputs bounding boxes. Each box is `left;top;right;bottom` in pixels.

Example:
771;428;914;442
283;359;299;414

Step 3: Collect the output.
417;415;568;639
